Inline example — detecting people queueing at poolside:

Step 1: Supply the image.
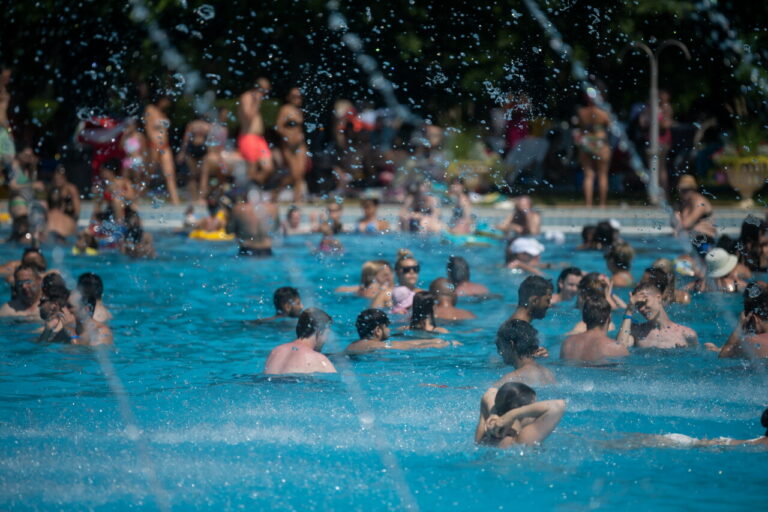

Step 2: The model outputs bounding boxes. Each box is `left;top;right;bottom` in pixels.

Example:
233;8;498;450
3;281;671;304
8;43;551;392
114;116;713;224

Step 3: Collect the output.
493;319;555;387
446;255;490;298
496;195;541;237
429;278;476;321
475;382;565;448
561;296;629;362
263;308;336;375
551;267;582;305
617;282;698;349
252;287;304;323
344;309;452;354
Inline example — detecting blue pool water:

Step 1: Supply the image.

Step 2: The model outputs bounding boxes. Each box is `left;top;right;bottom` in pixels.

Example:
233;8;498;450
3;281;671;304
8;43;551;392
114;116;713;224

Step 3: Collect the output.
1;231;766;511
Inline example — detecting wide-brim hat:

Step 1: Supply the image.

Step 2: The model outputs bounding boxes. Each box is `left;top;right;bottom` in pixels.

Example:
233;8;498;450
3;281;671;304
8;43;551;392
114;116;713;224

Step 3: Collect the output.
705;248;738;278
509;237;545;257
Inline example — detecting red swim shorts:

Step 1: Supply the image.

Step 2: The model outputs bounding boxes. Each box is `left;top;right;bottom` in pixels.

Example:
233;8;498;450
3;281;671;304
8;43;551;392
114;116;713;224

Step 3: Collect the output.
238;134;271;163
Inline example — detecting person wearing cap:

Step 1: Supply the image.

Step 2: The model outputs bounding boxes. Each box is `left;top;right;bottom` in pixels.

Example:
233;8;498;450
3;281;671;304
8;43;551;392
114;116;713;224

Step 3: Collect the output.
617;282;698;349
686;248;747;293
506;237;547;276
344;309;452;354
497;196;541;237
673;174;717;260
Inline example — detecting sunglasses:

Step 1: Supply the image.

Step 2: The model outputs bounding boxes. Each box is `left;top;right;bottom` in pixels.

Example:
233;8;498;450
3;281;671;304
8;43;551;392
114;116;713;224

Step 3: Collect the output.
399;265;420;274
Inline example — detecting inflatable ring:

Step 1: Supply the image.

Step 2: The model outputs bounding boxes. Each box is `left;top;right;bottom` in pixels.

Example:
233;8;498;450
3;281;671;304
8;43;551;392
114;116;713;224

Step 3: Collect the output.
189;229;235;241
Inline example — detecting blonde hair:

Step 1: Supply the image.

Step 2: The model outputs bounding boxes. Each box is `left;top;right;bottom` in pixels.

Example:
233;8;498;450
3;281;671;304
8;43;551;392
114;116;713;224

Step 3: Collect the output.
360;260;390;287
605;242;635;270
395;249;416;270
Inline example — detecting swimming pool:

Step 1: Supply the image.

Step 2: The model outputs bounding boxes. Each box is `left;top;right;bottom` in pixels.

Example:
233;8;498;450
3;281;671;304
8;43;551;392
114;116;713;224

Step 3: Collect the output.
1;231;766;511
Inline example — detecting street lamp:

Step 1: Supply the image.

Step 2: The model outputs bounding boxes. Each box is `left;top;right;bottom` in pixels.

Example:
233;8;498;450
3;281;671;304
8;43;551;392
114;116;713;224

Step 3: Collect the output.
622;40;691;206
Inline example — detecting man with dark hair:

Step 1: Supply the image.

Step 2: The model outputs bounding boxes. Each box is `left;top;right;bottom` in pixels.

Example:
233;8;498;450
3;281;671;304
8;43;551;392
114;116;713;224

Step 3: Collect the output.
707;282;768;358
551;267;582;304
251;287;304;323
76;272;111;323
509;275;553;324
447;255;489;297
561;296;628;361
617;282;698;349
344;309;451;354
264;308;337;374
65;291;113;346
494;319;555;386
0;264;42;318
429;278;476;320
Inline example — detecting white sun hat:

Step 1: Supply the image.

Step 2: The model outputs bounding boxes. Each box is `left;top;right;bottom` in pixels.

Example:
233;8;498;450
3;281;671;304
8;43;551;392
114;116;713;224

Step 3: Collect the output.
705;248;738;278
509;237;545;257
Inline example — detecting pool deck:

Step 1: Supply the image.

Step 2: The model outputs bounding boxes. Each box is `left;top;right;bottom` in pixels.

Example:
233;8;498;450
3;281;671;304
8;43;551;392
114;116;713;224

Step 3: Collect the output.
63;200;762;235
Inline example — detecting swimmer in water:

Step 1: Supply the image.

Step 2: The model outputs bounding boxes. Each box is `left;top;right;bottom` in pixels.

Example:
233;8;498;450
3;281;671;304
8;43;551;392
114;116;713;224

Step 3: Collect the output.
344;309;452;354
407;292;449;334
263;308;337;375
429;278;476;321
508;276;553;325
604;241;634;288
0;264;42;319
551;267;582;305
705;282;768;358
494;319;555;387
67;290;113;346
446;256;490;298
252;287;304;323
75;273;112;324
617;282;698;349
561;295;629;362
475;382;566;448
335;260;393;299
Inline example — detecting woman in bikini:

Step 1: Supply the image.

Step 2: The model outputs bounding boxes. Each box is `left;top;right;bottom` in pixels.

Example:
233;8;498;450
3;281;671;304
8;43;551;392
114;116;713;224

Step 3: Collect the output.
574;96;612;208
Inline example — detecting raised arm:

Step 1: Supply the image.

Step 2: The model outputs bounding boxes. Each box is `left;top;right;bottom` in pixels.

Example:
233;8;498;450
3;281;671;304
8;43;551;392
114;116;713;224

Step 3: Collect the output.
492;399;566;445
474;388;497;443
616;294;636;348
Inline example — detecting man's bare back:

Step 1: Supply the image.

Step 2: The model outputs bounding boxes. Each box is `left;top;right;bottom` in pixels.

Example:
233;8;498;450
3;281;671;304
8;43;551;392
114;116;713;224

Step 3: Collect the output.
561;330;628;361
264;341;336;374
493;361;555;388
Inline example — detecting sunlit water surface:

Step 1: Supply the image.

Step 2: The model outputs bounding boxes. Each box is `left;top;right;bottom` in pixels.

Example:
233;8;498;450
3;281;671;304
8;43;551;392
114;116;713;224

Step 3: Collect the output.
1;231;766;511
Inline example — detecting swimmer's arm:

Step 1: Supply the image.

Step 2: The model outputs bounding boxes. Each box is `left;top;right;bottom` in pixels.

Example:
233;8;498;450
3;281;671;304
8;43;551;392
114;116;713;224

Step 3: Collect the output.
507;400;567;445
617;301;636;348
528;212;541;236
718;315;746;358
370;289;392;309
474;389;497;443
387;338;450;350
684;328;699;348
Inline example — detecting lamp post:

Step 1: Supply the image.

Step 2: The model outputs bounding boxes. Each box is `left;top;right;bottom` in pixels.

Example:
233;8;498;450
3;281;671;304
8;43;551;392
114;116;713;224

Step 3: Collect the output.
624;40;690;206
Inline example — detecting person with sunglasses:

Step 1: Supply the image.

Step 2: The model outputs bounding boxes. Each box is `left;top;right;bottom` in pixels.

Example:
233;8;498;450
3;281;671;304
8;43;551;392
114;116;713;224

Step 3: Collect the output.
371;250;423;310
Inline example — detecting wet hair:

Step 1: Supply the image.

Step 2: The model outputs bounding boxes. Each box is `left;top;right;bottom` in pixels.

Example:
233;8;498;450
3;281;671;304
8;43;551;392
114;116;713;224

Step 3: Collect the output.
518;276;553;306
21;248;47;272
495;319;540;363
582;295;612;330
605;241;634;270
581;225;596;244
295;308;332;338
578;272;607;301
557;267;582;293
762;408;768;437
77;273;104;302
79;290;97;317
39;295;68;322
447;255;470;285
410;291;437;329
594;221;614;248
632;281;662;296
642;267;669;293
14;263;39;281
494;382;536;416
41;273;68;301
429;278;456;305
273;287;300;315
744;282;768;320
355;309;390;339
360;260;390;287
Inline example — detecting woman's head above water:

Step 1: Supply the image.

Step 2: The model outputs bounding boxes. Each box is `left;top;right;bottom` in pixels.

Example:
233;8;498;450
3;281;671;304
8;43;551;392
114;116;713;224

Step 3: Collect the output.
395;249;420;289
494;382;536;416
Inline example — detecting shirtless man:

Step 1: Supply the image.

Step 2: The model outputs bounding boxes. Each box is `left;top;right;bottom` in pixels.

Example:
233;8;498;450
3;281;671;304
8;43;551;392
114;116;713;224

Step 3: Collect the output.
0;265;42;318
263;308;336;374
494;319;555;387
447;255;490;298
706;283;768;358
68;292;113;346
177;117;211;202
551;267;582;305
238;77;273;187
344;309;451;355
429;278;476;320
475;382;565;448
252;287;304;323
508;276;553;324
617;282;698;349
76;272;112;323
143;96;179;205
561;296;628;361
497;195;541;236
227;189;278;257
276;87;308;202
